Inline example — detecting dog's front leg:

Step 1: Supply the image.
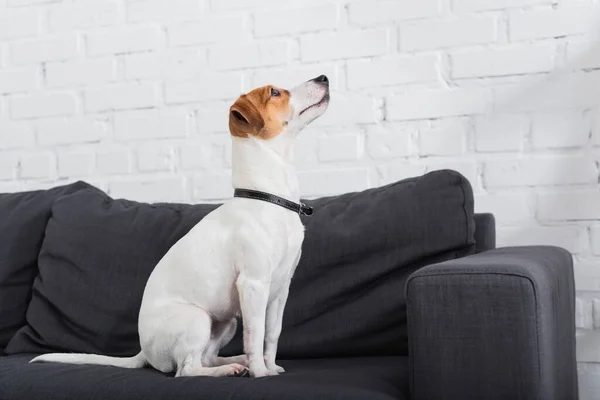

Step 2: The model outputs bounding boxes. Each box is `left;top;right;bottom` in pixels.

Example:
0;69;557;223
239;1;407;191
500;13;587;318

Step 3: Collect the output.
264;285;289;374
236;275;272;378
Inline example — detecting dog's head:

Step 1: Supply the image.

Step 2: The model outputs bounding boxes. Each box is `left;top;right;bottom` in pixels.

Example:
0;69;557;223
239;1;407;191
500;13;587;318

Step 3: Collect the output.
229;75;330;139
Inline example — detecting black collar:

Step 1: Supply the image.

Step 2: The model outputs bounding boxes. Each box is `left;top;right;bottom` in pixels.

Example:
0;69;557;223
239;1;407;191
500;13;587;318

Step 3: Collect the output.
234;189;313;216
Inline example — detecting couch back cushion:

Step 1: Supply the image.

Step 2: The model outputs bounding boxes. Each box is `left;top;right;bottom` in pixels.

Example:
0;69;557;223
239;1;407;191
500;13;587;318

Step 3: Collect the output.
0;181;92;351
6;170;475;358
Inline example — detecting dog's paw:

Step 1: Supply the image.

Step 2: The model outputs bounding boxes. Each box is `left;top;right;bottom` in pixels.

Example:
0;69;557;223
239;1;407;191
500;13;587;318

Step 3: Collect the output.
225;363;249;377
267;364;285;374
250;366;279;378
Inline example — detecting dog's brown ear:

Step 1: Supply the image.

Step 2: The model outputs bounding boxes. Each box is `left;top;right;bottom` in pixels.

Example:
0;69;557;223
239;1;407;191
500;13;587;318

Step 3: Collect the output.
229;95;265;138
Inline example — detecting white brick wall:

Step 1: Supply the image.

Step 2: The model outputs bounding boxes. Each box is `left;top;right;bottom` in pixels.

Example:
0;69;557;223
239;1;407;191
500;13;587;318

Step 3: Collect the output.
1;0;600;346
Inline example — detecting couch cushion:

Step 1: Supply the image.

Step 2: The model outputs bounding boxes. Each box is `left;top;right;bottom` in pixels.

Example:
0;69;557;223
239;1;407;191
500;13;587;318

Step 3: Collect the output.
6;170;475;358
0;181;92;351
0;354;409;400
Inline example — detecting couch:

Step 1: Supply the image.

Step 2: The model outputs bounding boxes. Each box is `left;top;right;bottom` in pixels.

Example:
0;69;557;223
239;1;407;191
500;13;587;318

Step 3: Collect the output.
0;170;577;400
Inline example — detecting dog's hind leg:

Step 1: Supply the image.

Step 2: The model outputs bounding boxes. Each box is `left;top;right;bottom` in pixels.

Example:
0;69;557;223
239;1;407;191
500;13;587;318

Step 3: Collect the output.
203;318;249;368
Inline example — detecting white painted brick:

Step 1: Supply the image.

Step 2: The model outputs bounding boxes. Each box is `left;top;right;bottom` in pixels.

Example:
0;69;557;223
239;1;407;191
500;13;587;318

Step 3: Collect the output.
48;1;119;33
252;64;337;90
87;27;160;56
196;102;231;134
509;7;599;41
123;50;207;81
451;45;555;79
387;88;489;121
210;0;281;11
58;150;94;178
0;154;19;181
137;145;174;172
420;119;467;156
109;178;186;203
475;192;533;225
567;40;600;70
255;4;337;37
424;160;478;186
301;30;387;62
376;163;427;185
127;0;203;23
209;41;289;70
0;67;38;94
96;148;131;175
366;123;412;159
349;0;438;25
592;226;600;255
454;0;551;12
298;168;370;197
192;172;232;200
575;263;600;296
531;111;589;149
537;192;600;221
167;16;247;47
594;299;600;330
165;74;242;104
0;182;23;193
474;114;527;152
347;55;438;89
10;36;78;65
114;109;190;140
0;122;35;149
10;92;78;119
318;134;362;162
575;296;594;328
7;0;61;5
46;58;116;87
180;142;213;170
497;226;584;254
484;156;598;188
594;109;600;146
37;116;110;145
0;9;39;39
314;92;381;127
400;16;496;51
85;83;157;113
20;153;55;179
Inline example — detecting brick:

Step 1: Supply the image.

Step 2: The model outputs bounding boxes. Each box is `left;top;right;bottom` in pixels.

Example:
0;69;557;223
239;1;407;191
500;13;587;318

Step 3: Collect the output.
10;36;78;65
192;172;232;200
474;114;527;152
314;92;381;127
566;40;600;70
531;111;589;149
475;193;533;225
0;9;39;39
451;44;555;79
484;156;598;188
510;7;597;41
209;41;289;70
46;58;116;87
10;92;78;119
8;0;61;5
48;1;118;33
85;83;157;113
0;67;38;94
180;142;213;170
114;109;191;140
349;0;437;25
537;192;600;221
592;226;600;255
347;55;437;89
400;16;496;51
210;0;282;11
165;74;242;104
87;27;160;56
0;122;35;149
298;168;370;197
318;134;362;162
252;64;337;90
376;163;426;185
424;160;478;186
127;0;203;23
301;30;387;62
594;110;600;146
196;102;231;134
575;296;594;327
37;116;110;145
167;16;247;47
497;226;583;254
454;0;551;12
255;4;337;37
0;154;19;181
20;153;56;179
109;178;186;203
137;145;175;172
96;148;131;175
0;182;22;193
58;150;95;178
387;88;488;121
123;50;207;80
420;120;466;156
366;123;412;159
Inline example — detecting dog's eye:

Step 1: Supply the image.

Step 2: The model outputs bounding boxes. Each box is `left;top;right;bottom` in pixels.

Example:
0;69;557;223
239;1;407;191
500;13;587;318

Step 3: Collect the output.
270;88;280;97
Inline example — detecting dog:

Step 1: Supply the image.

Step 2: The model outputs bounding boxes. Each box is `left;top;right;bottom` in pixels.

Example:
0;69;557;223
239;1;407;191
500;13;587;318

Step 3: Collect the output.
31;75;331;378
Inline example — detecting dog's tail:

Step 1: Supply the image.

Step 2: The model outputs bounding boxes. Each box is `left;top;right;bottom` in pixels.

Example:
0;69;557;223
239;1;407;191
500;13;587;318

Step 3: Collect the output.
29;351;147;369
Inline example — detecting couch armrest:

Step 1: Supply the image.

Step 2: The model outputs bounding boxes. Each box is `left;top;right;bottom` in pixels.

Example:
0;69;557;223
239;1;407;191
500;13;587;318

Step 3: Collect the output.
406;246;578;400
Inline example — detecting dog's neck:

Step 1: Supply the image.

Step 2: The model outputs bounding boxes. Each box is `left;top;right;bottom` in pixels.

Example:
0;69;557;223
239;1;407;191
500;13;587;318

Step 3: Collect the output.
231;131;300;202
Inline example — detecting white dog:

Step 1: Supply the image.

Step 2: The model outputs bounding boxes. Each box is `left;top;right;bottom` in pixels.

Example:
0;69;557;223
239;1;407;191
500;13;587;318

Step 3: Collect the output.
31;75;331;378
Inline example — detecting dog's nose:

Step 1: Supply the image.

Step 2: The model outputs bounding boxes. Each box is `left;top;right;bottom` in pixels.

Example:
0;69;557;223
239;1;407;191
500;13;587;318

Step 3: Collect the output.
314;75;329;85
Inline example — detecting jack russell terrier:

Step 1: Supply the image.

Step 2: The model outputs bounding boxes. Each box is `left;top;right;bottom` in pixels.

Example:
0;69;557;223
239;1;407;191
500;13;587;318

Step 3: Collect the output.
31;75;331;378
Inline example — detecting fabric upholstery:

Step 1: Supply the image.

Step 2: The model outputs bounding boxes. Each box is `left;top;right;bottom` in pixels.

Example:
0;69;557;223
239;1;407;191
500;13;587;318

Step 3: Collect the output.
474;213;495;252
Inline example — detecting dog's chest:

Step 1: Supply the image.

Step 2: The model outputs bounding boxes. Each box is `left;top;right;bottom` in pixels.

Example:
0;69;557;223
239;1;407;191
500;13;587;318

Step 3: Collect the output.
268;216;304;288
